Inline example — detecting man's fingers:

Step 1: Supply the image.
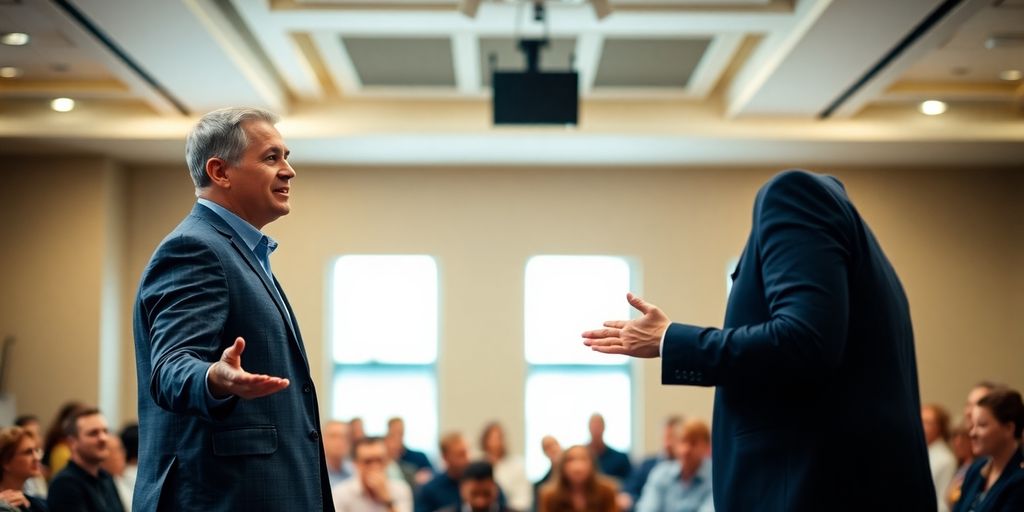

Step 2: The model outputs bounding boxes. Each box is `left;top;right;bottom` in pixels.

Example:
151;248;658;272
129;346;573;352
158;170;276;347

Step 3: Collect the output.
603;320;627;329
627;292;653;315
582;327;621;339
221;337;246;365
591;345;630;355
582;337;622;348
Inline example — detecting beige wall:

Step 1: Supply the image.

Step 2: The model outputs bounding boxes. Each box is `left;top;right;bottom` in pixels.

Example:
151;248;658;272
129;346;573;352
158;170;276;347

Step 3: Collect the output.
0;156;124;427
3;157;1021;460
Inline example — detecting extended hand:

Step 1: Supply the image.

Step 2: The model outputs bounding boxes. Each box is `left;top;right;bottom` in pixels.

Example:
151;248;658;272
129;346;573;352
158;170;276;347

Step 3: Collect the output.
208;337;290;399
582;293;670;358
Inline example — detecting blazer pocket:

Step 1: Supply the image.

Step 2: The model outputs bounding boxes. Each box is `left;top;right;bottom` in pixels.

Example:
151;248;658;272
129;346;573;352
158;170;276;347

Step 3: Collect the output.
212;426;278;457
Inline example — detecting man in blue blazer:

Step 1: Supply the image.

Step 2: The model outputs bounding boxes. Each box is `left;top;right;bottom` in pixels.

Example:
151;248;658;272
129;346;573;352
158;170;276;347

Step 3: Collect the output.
133;107;334;511
584;170;935;510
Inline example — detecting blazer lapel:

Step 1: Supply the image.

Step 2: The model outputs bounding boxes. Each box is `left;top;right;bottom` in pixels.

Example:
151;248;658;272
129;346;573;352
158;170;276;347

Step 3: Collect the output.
191;205;300;346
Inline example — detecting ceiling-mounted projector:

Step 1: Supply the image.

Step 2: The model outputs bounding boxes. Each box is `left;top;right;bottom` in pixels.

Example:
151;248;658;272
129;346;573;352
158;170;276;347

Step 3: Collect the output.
492;38;578;126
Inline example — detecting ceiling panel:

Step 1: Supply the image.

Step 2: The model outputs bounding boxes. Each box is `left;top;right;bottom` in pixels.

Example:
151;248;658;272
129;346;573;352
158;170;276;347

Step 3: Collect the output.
343;37;456;87
594;38;710;88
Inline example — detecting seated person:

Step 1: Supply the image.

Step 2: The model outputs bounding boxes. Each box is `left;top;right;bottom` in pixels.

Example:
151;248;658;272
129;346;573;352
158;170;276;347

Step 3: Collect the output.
587;414;631;483
623;416;682;509
953;388;1024;512
480;422;530;511
922;404;956;512
334;437;413;512
439;461;516;512
634;419;713;512
46;408;123;512
0;426;47;511
537;445;617;512
388;418;434;487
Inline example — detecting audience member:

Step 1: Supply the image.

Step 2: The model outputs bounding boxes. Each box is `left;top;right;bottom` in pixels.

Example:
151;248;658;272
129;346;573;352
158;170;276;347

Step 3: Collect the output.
41;403;83;480
481;422;530;511
623;416;683;509
953;388;1024;512
116;425;136;510
12;418;45;499
99;435;130;511
634;419;713;512
46;408;123;512
334;437;413;512
439;461;516;512
538;445;617;512
417;433;472;512
946;421;975;510
326;420;357;489
351;418;367;445
533;436;561;510
964;381;1002;426
923;404;957;512
0;427;47;512
388;418;435;487
587;414;631;484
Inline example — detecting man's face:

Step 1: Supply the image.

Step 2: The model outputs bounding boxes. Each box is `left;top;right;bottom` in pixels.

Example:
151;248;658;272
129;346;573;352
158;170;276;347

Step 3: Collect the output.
444;437;470;478
589;415;605;440
222;120;294;229
673;433;709;475
354;441;388;484
388;420;404;441
461;479;498;511
101;435;126;476
70;414;110;466
323;422;351;461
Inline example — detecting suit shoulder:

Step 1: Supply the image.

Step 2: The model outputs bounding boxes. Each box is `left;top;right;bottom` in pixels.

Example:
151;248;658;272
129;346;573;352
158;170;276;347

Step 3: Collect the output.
761;169;842;198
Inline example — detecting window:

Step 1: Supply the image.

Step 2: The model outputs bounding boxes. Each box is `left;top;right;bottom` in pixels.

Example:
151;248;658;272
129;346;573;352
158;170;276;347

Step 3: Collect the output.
330;255;439;456
523;255;634;481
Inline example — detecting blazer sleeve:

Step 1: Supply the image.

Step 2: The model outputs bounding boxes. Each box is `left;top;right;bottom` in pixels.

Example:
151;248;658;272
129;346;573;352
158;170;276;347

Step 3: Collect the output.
662;170;853;386
139;233;239;421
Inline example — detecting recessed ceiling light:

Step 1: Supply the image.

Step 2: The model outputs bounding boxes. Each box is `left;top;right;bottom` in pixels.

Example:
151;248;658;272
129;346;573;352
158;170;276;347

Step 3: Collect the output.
0;66;21;78
919;100;947;116
999;69;1023;81
0;32;30;46
51;97;75;112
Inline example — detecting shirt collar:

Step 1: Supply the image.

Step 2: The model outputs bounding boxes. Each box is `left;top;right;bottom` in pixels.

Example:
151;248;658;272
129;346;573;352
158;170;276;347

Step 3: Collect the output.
197;198;277;255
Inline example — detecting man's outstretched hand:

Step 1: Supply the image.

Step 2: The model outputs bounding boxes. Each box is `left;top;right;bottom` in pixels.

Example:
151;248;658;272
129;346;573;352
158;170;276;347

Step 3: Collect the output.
582;293;670;359
208;337;290;399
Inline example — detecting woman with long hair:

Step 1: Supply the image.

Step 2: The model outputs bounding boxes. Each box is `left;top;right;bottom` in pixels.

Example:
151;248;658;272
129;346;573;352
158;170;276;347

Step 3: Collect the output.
41;402;83;479
0;427;48;511
537;445;617;512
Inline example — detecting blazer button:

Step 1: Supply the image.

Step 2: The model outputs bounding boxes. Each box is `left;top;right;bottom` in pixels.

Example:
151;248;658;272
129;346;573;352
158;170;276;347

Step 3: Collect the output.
309;430;320;442
302;384;312;393
674;370;682;379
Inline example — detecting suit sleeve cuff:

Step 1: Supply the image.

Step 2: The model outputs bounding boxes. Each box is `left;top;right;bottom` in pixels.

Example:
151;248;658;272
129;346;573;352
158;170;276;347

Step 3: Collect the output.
204;363;234;406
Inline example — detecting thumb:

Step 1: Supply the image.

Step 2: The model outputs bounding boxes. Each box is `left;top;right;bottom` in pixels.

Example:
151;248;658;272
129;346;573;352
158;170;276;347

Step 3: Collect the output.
222;337;245;366
627;292;653;315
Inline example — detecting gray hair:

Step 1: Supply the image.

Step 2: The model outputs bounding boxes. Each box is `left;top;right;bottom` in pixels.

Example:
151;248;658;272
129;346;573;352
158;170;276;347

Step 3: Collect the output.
185;107;279;188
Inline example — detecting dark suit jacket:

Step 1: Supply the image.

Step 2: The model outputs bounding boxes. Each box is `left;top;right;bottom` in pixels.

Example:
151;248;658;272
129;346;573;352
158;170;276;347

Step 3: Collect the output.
952;448;1024;512
661;170;935;511
132;204;333;511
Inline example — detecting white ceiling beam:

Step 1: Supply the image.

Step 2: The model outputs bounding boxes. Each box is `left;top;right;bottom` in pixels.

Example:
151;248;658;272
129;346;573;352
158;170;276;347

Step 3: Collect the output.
575;33;604;94
452;32;481;94
36;0;179;115
69;0;288;113
687;32;744;99
829;0;990;118
230;0;324;102
311;32;362;95
727;0;959;118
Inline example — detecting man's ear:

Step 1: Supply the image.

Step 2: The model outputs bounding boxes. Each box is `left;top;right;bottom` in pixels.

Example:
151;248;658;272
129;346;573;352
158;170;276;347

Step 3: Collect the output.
205;157;231;189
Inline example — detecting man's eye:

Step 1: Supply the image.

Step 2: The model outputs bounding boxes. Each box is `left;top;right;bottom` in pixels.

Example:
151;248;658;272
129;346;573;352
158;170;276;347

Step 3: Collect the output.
266;155;278;162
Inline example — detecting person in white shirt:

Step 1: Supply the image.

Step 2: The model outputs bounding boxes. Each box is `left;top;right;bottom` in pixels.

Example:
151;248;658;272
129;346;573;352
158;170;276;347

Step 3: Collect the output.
480;422;531;511
334;437;413;512
922;404;957;512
